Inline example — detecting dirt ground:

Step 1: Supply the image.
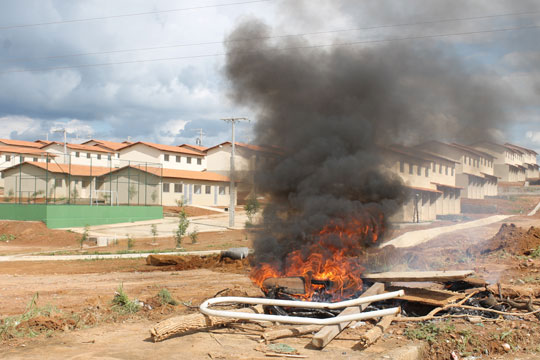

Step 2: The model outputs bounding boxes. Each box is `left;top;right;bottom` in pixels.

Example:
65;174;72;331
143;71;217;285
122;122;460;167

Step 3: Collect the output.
3;196;540;359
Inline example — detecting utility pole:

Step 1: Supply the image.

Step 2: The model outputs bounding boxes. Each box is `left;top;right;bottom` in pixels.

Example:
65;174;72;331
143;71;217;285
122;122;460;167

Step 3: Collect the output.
193;128;205;146
221;117;249;228
53;128;68;162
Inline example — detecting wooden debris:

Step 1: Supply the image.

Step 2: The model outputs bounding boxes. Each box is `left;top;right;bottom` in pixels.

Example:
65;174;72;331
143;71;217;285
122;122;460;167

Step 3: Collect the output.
310;282;385;349
362;270;475;283
150;305;263;342
262;277;306;295
261;325;321;342
357;315;394;348
386;286;465;307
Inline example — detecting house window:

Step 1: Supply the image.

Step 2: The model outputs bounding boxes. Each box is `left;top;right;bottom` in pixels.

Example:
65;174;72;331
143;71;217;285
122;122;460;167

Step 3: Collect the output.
432;163;436;171
75;152;80;158
417;166;421;176
97;154;101;160
33;157;38;162
176;156;181;163
425;167;429;177
163;183;170;192
194;185;201;194
187;157;192;164
174;183;183;193
86;153;91;158
439;164;442;174
399;161;404;173
452;168;455;176
205;185;211;194
197;158;202;165
219;186;226;195
55;178;63;187
164;154;170;161
445;166;448;175
408;164;413;175
469;158;472;165
107;155;111;160
82;180;90;188
5;155;11;161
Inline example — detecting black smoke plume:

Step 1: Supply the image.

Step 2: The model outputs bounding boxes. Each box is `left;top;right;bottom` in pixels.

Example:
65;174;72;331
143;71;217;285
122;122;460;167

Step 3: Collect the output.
224;4;512;267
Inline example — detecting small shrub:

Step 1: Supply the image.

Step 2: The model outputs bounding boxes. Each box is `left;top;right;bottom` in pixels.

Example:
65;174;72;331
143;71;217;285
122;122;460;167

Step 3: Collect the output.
150;224;158;245
111;284;140;314
189;229;199;244
126;234;134;250
0;234;16;242
79;225;89;249
157;288;178;306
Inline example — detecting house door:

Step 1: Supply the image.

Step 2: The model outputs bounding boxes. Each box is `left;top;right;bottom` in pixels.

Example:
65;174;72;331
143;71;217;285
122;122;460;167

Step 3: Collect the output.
188;184;193;205
214;186;218;205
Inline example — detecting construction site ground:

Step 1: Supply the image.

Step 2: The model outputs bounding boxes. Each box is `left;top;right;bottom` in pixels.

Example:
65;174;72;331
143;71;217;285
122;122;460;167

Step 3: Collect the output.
2;197;540;359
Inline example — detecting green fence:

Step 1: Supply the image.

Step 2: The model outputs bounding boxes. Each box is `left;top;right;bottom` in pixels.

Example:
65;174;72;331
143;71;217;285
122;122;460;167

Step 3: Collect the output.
0;203;163;228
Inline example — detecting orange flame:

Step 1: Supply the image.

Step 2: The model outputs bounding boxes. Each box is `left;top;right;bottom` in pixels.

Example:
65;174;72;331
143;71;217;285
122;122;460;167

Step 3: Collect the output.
251;211;384;301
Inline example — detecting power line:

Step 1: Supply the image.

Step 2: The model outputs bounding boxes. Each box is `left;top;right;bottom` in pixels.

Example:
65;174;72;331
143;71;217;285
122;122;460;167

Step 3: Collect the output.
2;9;539;64
1;22;539;75
0;0;273;30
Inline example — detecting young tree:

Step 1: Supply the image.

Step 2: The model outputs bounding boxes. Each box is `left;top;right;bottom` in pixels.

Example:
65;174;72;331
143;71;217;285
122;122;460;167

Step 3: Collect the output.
150;224;158;245
174;207;190;249
244;194;261;225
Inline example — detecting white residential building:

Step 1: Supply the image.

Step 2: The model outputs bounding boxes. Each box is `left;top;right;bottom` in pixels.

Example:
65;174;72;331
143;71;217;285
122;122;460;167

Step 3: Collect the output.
118;142;206;171
40;142;118;167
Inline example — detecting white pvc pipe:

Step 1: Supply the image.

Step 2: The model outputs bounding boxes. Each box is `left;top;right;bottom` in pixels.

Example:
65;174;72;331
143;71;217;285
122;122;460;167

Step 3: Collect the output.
199;290;404;325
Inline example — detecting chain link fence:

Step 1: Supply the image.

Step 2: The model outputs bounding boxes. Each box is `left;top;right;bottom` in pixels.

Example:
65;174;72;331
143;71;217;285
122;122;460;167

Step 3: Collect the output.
1;153;163;206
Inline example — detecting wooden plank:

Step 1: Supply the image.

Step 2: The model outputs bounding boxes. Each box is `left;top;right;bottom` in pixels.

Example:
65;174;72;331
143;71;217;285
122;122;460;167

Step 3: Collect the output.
362;270;474;283
310;282;385;349
357;315;394;348
386;286;464;307
262;325;321;342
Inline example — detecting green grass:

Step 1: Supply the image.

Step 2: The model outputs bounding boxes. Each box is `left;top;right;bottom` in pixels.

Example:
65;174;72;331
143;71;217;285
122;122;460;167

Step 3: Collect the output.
0;293;59;340
157;288;178;306
404;321;455;344
0;234;16;242
111;284;140;314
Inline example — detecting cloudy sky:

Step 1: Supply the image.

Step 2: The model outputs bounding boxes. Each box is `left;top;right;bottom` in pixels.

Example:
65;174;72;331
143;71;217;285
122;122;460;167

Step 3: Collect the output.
0;0;539;151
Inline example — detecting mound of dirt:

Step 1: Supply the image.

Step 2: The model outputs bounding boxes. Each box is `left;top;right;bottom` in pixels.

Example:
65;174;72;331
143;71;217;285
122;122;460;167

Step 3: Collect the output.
467;223;540;256
146;254;250;273
16;315;76;332
0;221;81;247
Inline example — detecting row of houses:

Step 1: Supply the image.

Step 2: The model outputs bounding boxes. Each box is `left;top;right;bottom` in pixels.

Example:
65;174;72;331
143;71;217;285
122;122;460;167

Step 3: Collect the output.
0;137;537;221
384;141;539;222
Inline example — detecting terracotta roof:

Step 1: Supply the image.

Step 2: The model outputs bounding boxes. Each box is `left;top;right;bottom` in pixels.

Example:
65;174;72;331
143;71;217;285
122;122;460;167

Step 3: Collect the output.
206;142;283;155
461;171;485;179
406;185;442;194
383;145;432;163
431;182;463;190
1;161;111;176
449;143;494;159
179;144;208;153
504;143;538;155
0;139;44;148
120;165;230;182
41;142;114;154
121;141;203;156
81;139;130;151
0;146;53;156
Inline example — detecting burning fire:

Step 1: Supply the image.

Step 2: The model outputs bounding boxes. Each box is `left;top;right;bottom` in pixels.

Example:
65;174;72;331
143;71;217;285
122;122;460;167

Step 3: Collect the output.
251;211;385;301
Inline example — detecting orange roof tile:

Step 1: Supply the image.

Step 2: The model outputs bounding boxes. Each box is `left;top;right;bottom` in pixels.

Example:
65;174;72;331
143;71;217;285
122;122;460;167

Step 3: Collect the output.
0;146;53;156
121;141;203;156
81;139;130;151
179;144;208;153
42;142;114;154
1;161;111;177
0;139;44;148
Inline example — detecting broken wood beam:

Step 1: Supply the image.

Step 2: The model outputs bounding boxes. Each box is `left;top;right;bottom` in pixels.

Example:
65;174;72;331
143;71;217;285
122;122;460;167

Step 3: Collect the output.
357;315;394;348
362;270;475;283
262;325;321;342
310;282;385;349
150;305;263;342
262;277;306;295
386;286;465;307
